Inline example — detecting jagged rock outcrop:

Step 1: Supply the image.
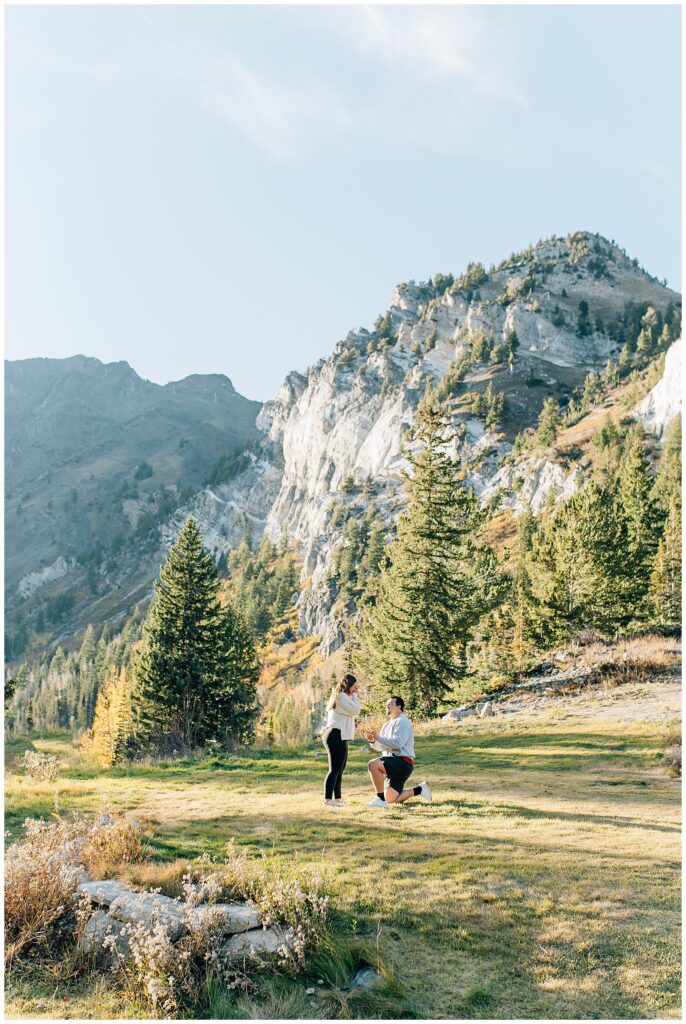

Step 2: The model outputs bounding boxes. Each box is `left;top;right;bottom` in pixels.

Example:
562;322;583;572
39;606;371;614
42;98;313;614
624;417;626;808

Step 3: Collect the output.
179;233;679;652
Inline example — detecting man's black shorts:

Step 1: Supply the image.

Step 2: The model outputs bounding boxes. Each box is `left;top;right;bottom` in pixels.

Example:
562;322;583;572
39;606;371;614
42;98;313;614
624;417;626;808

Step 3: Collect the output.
381;755;414;794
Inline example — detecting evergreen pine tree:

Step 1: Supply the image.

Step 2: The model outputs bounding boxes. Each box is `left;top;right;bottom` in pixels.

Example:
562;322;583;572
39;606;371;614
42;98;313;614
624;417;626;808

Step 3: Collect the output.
205;602;259;745
79;624;96;666
619;432;661;590
652;414;681;514
360;390;483;716
529;484;635;643
658;323;672;351
133;517;259;749
649;498;682;630
511;507;538;670
537;398;560;447
357;518;388;599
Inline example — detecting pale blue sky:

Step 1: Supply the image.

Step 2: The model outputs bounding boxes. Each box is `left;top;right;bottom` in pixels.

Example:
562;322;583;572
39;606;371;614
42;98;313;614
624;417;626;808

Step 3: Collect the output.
5;4;681;401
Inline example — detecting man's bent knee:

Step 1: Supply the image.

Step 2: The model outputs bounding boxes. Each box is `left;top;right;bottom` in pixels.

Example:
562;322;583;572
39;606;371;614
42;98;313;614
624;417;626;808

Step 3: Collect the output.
368;758;384;772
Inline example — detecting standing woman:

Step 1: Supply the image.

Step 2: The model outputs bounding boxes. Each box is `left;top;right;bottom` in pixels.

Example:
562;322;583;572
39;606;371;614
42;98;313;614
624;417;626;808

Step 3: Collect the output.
322;674;360;806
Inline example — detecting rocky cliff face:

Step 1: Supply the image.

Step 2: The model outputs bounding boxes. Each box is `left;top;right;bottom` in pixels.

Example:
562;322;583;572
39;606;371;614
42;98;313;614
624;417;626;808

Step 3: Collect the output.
6;233;680;656
635;336;682;437
168;232;680;653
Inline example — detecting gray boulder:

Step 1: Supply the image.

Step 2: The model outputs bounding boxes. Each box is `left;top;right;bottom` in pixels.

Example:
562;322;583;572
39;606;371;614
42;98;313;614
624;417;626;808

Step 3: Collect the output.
79;910;131;968
222;926;289;958
109;891;187;942
77;880;132;908
443;706;477;721
349;967;383;990
187;902;260;935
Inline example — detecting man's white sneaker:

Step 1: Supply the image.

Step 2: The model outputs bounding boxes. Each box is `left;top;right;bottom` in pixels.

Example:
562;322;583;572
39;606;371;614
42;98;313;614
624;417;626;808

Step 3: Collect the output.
366;796;386;808
418;780;433;803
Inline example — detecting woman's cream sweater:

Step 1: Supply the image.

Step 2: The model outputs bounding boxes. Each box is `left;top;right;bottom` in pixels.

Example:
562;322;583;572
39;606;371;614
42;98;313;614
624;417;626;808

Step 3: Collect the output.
322;691;360;742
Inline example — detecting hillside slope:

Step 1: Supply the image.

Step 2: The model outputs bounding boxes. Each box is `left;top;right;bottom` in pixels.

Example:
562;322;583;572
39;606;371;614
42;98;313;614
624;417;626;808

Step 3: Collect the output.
5;357;261;649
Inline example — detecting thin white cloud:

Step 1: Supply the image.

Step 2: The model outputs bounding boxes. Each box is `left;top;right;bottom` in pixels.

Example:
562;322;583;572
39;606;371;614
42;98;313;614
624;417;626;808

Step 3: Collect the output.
9;19;354;162
157;38;353;162
318;5;527;105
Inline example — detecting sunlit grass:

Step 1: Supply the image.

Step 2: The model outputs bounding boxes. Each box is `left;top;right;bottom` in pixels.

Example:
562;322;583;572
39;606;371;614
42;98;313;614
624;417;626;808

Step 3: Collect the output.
4;678;681;1019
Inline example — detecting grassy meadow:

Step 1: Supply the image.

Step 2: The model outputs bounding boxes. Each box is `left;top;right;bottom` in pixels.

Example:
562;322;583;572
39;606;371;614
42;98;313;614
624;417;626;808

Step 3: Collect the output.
5;676;681;1020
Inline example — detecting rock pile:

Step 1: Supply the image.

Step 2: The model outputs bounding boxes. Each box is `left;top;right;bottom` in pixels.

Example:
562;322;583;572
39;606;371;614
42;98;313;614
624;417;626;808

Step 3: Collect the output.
76;879;278;968
50;816;288;968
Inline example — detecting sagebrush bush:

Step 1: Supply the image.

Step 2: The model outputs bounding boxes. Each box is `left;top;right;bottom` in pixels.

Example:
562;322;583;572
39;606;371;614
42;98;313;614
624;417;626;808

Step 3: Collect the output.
21;750;61;781
4;813;144;963
80;818;143;877
221;841;330;970
4;818;80;962
661;726;682;777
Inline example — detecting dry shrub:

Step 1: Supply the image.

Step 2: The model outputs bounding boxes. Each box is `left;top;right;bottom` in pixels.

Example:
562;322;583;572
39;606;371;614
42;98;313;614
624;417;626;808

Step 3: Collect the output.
536;635;682;696
662;743;682;777
21;750;61;781
109;848;330;1018
661;725;682;777
4;819;80;962
80;818;143;878
114;859;191;898
221;841;330;970
4;813;144;963
110;909;257;1020
108;858;258;1019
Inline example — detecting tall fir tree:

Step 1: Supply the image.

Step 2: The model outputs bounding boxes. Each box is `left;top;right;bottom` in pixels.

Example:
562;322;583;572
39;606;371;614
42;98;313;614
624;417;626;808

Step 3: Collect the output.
652;414;681;514
360;389;483;716
79;624;96;666
133;517;259;749
619;431;661;612
510;506;538;670
649;498;682;630
537;398;560;447
528;483;635;643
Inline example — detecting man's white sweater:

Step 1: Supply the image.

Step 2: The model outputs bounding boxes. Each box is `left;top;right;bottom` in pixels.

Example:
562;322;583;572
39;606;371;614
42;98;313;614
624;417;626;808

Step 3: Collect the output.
371;713;415;759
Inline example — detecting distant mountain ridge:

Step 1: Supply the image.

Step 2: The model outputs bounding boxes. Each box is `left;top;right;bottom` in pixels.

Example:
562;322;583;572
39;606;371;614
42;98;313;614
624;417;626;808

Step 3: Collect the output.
5;356;261;654
4;232;681;659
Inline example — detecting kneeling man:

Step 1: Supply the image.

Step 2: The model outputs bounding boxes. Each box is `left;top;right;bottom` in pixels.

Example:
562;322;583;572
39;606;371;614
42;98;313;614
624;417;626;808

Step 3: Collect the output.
365;695;432;807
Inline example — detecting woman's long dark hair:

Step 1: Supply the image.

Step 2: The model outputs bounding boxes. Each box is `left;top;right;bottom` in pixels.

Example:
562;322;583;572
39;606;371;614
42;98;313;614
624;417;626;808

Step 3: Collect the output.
326;673;357;711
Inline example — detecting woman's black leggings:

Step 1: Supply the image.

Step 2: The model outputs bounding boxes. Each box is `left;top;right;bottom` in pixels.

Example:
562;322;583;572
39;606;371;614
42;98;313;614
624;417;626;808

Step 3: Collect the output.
324;728;348;800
